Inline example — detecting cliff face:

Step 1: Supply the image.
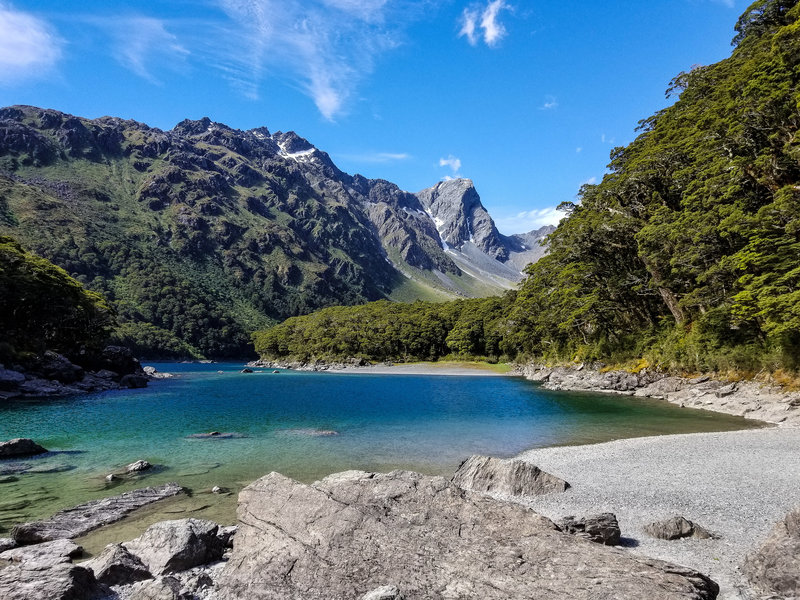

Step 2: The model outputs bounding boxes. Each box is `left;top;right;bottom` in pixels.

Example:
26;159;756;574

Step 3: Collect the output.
0;106;550;356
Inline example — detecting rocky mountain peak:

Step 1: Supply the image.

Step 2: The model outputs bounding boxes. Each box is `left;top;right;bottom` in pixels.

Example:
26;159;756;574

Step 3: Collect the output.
416;178;508;261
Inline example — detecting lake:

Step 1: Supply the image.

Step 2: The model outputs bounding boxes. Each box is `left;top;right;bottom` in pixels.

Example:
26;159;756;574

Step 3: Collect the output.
0;362;760;551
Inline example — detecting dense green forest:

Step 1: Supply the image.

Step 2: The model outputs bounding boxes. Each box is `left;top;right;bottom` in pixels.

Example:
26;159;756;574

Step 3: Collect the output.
255;0;800;375
0;235;114;361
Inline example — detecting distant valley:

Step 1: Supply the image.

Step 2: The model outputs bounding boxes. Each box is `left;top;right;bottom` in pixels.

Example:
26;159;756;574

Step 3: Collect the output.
0;106;551;358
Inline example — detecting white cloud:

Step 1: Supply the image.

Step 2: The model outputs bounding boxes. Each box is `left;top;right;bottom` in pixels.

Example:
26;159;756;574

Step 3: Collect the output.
540;95;557;110
459;7;479;45
459;0;510;47
582;176;597;185
494;206;565;234
215;0;422;120
576;147;582;153
100;16;188;83
0;5;62;84
439;155;462;173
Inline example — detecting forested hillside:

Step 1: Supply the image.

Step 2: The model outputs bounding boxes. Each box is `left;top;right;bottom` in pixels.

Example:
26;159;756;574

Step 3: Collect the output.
0;235;114;360
255;0;800;375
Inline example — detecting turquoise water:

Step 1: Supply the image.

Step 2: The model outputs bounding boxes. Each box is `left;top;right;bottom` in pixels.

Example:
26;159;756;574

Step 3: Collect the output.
0;363;758;541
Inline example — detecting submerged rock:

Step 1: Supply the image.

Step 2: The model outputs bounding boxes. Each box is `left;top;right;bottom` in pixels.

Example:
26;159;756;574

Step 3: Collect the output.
643;516;712;541
558;513;622;546
186;431;246;439
452;455;570;497
11;482;185;543
214;469;719;599
0;438;48;458
743;507;800;597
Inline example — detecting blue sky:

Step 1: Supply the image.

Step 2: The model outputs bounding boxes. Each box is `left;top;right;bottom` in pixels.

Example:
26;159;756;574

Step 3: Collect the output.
1;0;747;234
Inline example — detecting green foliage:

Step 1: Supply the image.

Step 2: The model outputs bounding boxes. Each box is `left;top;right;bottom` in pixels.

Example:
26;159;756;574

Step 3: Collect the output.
252;296;511;363
0;235;114;356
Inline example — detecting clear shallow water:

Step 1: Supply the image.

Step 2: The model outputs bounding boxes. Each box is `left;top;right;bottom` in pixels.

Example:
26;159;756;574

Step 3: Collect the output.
0;362;759;544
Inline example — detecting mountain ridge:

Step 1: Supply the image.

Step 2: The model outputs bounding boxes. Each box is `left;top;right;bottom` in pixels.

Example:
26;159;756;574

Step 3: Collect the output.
0;105;552;357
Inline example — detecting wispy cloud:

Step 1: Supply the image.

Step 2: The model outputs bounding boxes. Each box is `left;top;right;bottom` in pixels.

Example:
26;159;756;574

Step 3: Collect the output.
0;4;62;84
576;147;582;153
494;206;565;234
439;155;462;174
539;95;558;110
336;151;411;163
600;133;615;145
459;0;510;47
93;16;188;83
214;0;423;120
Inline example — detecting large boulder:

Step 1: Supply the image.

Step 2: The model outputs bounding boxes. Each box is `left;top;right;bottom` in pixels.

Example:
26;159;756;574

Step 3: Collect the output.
12;482;184;543
0;562;108;600
643;516;712;541
452;455;569;497
214;469;719;599
82;543;152;586
558;513;621;546
743;507;800;597
0;438;48;458
123;518;225;576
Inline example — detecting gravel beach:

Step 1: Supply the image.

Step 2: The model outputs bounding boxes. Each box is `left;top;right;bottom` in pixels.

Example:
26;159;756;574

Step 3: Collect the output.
515;427;800;599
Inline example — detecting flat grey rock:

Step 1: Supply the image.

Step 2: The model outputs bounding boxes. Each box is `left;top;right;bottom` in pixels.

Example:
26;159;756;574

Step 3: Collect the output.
82;542;152;586
0;562;108;600
452;454;569;497
0;538;82;567
215;469;719;599
123;518;225;576
0;438;47;458
743;507;800;597
11;482;184;543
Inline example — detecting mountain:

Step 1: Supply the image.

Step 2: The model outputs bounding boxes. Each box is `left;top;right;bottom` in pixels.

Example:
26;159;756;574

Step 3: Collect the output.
254;0;800;376
0;106;550;357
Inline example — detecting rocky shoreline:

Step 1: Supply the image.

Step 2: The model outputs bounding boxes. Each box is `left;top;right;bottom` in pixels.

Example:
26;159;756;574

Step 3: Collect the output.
245;357;376;372
515;362;800;427
0;445;797;599
0;346;172;400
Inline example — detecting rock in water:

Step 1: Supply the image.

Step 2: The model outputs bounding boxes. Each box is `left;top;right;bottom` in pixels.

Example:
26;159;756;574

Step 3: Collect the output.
0;438;48;458
0;563;108;600
558;513;622;546
122;518;225;575
452;455;569;497
81;543;152;586
11;482;184;543
743;507;800;597
126;459;153;473
0;538;82;567
214;469;719;599
643;516;712;541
